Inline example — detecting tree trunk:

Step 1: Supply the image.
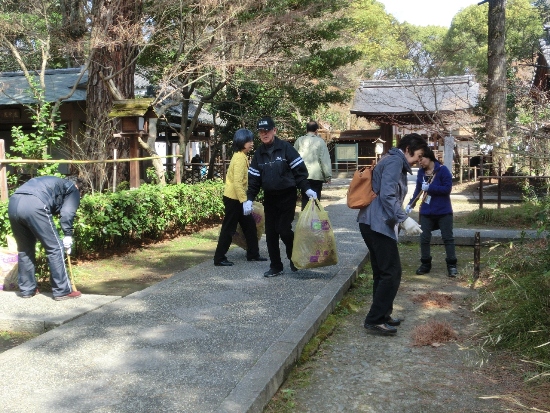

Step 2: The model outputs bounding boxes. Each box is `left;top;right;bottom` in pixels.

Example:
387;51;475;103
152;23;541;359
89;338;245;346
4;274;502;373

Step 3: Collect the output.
138;118;166;185
84;0;142;191
486;0;506;146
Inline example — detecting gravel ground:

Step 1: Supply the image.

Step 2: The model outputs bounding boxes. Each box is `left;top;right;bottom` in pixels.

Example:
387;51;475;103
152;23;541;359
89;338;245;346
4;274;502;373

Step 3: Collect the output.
289;269;503;413
267;180;541;413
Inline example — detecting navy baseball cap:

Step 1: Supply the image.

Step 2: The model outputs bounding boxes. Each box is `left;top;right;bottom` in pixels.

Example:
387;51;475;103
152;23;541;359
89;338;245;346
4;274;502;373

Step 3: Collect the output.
256;117;276;130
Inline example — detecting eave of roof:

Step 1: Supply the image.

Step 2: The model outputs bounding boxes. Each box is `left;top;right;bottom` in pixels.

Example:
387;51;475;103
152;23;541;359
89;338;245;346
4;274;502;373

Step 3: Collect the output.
351;75;479;120
0;68;87;105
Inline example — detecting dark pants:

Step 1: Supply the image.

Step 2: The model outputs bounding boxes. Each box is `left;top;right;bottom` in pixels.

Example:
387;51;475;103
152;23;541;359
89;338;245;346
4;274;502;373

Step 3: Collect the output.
300;179;324;210
419;214;456;260
214;196;260;263
8;194;72;297
264;187;297;271
359;223;401;325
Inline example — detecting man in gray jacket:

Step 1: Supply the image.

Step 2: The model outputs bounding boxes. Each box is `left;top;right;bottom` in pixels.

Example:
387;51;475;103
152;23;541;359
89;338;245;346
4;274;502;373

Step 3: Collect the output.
8;176;83;300
294;121;332;210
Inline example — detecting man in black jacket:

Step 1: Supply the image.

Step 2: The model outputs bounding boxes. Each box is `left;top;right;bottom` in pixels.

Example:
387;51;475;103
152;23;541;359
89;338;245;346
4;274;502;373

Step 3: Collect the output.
8;176;83;300
245;117;317;277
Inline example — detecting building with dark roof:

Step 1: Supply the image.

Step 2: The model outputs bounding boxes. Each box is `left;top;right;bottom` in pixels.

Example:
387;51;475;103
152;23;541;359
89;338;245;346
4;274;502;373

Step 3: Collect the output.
0;67;218;174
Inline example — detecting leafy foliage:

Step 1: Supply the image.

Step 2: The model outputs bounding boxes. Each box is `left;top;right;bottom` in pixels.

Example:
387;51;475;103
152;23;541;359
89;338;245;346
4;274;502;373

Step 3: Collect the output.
74;181;225;255
0;181;225;256
442;0;542;77
7;79;65;182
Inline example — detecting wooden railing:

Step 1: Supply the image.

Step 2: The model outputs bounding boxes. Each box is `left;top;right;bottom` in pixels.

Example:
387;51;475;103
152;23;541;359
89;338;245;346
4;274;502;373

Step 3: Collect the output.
477;175;550;209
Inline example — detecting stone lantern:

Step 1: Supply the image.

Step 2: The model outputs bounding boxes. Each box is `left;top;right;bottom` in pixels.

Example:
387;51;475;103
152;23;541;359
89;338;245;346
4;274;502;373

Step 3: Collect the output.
108;99;157;188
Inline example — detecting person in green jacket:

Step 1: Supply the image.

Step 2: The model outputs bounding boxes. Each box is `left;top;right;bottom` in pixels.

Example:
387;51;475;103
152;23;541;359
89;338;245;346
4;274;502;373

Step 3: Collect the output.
294;121;332;210
213;129;267;266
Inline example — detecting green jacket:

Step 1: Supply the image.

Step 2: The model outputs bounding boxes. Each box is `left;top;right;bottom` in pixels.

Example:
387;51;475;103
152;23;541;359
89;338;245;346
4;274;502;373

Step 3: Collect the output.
293;132;332;182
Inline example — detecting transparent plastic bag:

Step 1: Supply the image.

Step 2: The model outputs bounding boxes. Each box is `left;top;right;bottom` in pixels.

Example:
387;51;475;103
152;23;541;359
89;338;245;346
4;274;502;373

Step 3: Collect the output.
232;201;265;250
291;199;338;269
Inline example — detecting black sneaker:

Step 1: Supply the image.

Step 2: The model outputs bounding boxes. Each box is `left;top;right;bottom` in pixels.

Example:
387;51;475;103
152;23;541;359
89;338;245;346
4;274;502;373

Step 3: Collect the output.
364;322;397;335
289;261;298;272
263;268;283;278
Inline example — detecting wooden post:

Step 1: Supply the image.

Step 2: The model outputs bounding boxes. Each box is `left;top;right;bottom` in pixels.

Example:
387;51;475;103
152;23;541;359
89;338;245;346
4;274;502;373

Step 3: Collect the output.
473;232;481;281
175;144;181;184
0;140;8;201
497;160;502;209
479;178;484;209
112;149;117;192
222;143;227;182
129;136;140;189
459;148;463;184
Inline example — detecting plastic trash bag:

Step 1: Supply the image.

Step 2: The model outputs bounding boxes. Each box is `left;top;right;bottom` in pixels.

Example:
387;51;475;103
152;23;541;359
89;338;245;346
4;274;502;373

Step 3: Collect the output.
232;201;265;250
291;199;338;269
1;236;19;291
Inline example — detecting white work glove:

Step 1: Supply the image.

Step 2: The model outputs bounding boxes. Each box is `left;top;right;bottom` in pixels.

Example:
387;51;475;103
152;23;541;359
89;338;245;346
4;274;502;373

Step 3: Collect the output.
421;181;430;191
405;205;412;214
63;236;73;255
305;189;318;199
243;200;253;216
400;217;422;236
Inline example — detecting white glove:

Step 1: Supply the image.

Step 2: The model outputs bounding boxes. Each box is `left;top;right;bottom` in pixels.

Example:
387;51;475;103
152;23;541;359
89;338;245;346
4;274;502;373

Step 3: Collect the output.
63;236;73;255
243;200;253;216
400;217;422;236
305;189;318;199
405;205;412;214
421;181;430;191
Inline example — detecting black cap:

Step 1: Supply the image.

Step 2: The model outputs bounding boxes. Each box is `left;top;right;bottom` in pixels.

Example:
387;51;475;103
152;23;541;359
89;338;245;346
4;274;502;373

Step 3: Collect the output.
256;117;275;130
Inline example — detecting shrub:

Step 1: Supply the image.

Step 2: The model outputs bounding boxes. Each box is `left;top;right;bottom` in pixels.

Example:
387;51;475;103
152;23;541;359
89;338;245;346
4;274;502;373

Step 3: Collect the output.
74;181;224;254
464;201;545;228
0;181;225;256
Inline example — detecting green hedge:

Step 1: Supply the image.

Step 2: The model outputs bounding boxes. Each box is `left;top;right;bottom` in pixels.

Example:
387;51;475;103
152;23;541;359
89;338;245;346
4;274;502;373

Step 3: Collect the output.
0;181;225;254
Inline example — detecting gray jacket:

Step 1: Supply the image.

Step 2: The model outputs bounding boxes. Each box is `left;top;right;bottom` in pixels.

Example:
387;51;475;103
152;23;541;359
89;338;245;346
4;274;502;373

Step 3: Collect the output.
357;148;411;240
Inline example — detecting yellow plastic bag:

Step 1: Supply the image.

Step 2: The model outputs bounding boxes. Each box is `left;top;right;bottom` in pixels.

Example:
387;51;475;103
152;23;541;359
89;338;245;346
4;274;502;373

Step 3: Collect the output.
291;199;338;269
232;201;265;250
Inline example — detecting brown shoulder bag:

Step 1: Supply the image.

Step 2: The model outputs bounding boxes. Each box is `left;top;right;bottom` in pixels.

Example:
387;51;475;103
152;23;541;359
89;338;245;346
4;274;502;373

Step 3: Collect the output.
346;166;377;209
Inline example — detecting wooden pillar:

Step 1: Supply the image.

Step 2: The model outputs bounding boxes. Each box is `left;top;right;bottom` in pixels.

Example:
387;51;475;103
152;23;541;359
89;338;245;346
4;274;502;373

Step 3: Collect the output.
380;123;393;150
130;135;140;189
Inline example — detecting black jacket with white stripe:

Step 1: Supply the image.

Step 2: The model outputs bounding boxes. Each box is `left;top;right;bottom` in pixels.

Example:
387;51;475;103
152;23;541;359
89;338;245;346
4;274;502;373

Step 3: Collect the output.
247;136;310;201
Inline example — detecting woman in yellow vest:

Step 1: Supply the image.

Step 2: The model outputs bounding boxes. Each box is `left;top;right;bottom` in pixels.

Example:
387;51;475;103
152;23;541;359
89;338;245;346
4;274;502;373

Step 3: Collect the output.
214;129;267;266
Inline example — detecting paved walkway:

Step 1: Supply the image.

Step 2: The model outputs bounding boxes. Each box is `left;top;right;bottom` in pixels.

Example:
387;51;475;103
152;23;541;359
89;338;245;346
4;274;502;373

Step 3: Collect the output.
0;194;542;413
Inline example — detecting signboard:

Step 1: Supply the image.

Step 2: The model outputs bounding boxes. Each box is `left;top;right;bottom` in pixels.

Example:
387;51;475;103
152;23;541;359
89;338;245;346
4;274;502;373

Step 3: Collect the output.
0;109;21;120
335;143;358;162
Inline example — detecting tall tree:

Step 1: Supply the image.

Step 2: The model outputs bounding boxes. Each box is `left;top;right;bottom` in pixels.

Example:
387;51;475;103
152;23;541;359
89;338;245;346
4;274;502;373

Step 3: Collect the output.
139;0;359;178
486;0;507;147
83;0;143;191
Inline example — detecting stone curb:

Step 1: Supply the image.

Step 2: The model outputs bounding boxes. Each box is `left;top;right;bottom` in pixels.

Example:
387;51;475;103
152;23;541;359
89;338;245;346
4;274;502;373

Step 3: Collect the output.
218;248;370;413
